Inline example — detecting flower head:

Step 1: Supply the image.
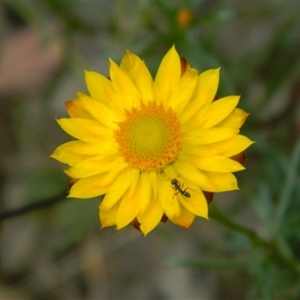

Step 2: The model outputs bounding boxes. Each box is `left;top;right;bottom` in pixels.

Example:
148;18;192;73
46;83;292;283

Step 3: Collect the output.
51;46;253;235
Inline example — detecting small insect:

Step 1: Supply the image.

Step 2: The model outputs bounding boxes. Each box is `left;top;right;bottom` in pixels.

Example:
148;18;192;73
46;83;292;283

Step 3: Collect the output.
170;178;191;199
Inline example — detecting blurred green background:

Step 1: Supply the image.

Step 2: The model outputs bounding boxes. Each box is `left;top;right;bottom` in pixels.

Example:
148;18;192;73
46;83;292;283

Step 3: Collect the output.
1;1;300;299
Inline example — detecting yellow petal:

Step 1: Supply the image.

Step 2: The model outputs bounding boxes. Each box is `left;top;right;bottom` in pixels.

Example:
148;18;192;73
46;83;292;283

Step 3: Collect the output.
116;195;139;229
76;93;121;128
201;96;240;129
202;171;239;192
148;171;158;202
157;172;181;218
178;191;208;218
184;127;239;145
109;58;141;108
69;176;109;199
180;104;210;130
134;171;152;214
217;108;250;128
191;156;245;173
191;68;220;107
169;67;199;111
178;91;209;125
178;144;218;159
137;196;164;236
173;160;217;192
163;164;178;180
120;50;154;102
100;201;120;228
50;140;116;166
84;71;114;104
54;140;102;156
213;135;255;157
154;46;181;103
64;155;119;178
169;203;196;228
180;135;254;160
172;178;208;218
180;69;221;126
116;169;140;229
104;170;152;216
69;161;127;198
50;141;91;165
100;167;135;211
56;118;111;143
65;97;93;118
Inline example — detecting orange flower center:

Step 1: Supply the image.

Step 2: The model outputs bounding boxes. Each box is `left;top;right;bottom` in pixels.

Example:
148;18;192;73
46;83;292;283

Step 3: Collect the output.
114;101;183;171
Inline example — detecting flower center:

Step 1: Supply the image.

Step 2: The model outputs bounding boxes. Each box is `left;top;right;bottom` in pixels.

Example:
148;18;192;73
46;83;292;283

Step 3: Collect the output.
114;102;183;171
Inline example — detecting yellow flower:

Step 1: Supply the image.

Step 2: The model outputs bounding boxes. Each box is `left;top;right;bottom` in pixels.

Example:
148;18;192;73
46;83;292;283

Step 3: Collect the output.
51;46;253;235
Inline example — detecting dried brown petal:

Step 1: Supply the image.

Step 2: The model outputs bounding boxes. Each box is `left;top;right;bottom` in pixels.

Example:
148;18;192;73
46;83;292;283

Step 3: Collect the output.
203;191;214;204
231;152;246;164
180;57;190;77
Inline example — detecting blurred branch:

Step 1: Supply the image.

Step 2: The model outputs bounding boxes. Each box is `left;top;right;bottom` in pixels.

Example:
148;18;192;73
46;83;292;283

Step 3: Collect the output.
260;78;300;130
0;191;67;221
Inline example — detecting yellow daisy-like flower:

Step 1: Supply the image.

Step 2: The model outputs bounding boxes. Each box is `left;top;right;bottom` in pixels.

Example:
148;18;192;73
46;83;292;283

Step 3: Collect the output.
51;46;253;235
